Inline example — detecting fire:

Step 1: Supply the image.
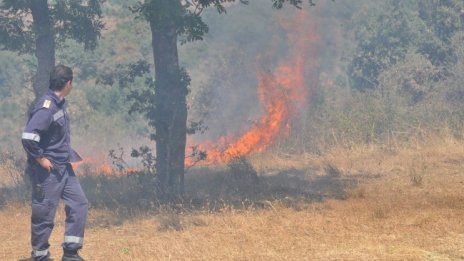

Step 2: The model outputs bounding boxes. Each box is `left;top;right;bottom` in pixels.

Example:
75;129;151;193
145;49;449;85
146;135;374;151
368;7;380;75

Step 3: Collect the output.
73;10;320;174
71;157;139;176
188;10;320;165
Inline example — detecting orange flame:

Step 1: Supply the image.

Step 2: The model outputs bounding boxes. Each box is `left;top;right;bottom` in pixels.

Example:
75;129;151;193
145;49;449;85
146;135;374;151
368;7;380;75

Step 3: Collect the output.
71;157;140;176
188;10;320;165
73;10;320;174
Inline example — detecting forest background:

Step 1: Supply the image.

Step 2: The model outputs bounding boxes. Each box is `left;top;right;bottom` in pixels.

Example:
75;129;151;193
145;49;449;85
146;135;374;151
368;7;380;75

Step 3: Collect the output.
0;0;463;184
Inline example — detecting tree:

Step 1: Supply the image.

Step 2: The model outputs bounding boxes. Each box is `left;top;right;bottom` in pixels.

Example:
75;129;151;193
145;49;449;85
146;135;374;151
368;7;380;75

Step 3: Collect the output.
0;0;104;97
348;0;464;91
130;0;315;200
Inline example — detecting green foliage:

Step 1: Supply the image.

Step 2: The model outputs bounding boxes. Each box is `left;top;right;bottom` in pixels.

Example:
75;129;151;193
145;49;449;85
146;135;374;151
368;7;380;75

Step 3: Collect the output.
0;52;29;97
96;60;151;87
131;0;208;44
378;52;438;104
130;0;310;46
0;1;34;53
272;0;314;9
177;11;208;44
0;0;104;53
130;146;156;173
52;0;105;50
0;0;29;10
418;0;464;44
348;0;464;91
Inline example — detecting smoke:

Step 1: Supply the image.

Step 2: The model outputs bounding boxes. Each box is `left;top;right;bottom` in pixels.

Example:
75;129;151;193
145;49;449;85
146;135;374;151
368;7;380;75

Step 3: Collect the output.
65;1;329;172
187;2;323;164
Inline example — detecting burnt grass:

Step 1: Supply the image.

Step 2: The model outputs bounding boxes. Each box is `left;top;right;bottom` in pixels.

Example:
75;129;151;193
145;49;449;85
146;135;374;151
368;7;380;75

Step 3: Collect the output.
0;158;382;225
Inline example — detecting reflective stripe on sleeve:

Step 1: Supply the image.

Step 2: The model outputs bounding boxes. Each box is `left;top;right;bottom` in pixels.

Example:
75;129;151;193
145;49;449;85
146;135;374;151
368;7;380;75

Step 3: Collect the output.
64;236;83;244
22;132;40;142
53;110;64;121
33;248;49;257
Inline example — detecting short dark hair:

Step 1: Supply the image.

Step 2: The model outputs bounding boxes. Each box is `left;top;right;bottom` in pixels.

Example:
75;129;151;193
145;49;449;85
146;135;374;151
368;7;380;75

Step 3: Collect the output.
49;65;73;91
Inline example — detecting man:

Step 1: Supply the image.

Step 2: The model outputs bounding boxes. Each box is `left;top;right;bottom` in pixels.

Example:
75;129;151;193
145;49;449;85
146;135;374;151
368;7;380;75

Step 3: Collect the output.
21;65;88;261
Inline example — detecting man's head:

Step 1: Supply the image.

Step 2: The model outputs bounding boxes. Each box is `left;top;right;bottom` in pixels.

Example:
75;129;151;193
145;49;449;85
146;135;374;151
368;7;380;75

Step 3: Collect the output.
49;65;73;94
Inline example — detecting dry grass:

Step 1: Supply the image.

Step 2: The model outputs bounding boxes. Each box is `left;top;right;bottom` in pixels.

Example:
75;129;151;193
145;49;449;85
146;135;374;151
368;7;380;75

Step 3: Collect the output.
0;159;24;188
1;136;464;260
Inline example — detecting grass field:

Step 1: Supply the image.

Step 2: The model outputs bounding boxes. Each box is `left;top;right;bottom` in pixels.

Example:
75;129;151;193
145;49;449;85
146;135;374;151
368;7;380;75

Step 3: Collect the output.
1;136;464;260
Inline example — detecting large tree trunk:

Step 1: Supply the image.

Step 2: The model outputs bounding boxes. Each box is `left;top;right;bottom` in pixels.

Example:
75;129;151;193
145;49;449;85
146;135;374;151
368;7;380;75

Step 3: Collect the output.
150;20;188;200
30;0;55;98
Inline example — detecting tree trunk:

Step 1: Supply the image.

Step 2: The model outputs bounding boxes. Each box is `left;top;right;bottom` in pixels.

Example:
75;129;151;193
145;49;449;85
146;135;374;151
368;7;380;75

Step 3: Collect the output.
30;0;55;98
150;20;187;201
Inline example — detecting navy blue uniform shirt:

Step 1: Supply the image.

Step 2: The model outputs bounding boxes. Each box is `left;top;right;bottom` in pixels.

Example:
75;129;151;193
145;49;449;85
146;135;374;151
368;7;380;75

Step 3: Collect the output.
22;89;81;173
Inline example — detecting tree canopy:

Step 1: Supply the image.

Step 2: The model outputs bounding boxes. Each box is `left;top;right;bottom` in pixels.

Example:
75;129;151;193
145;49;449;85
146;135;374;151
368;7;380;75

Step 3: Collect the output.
348;0;464;91
0;0;104;53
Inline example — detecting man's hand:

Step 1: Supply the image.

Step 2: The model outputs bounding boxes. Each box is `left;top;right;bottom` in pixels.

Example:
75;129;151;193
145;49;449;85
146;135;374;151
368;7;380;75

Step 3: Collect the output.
36;157;53;172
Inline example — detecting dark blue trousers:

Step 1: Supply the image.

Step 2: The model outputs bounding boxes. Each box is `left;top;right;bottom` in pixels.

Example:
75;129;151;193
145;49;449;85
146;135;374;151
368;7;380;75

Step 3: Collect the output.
28;163;88;260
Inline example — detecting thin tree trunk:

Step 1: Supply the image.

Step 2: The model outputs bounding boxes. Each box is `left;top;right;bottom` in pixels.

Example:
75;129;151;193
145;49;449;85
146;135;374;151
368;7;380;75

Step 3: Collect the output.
30;0;55;98
150;20;187;201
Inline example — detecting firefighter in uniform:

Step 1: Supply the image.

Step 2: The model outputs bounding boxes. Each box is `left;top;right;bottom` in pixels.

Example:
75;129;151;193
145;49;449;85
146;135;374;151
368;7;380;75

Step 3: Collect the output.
21;65;88;261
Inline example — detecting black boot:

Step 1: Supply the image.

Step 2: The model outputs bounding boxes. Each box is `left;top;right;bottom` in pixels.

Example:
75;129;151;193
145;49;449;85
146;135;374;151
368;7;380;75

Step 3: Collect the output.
61;250;85;261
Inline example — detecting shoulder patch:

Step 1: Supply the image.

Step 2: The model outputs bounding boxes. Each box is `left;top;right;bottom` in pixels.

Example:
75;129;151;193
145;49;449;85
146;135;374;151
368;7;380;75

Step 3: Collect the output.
43;100;51;109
